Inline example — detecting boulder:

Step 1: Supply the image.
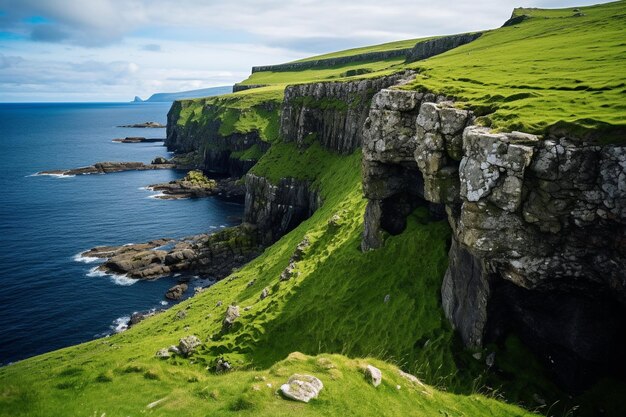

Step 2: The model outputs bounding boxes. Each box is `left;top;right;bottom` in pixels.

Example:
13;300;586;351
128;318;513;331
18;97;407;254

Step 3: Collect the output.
222;305;240;331
178;335;201;356
365;365;382;387
152;156;169;164
165;283;188;300
280;374;323;403
155;348;171;359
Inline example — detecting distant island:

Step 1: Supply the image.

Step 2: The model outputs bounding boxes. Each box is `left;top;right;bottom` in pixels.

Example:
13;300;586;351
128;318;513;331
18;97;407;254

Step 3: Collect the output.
132;86;233;102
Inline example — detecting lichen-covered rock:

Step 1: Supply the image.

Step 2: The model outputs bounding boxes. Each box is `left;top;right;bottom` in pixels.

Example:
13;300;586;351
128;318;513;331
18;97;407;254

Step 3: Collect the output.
361;84;626;390
155;348;171;359
178;335;201;356
364;365;382;387
280;374;323;403
222;305;240;331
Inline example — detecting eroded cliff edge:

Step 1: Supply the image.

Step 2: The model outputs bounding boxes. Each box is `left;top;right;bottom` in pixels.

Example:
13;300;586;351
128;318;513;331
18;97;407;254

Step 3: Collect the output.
362;87;626;390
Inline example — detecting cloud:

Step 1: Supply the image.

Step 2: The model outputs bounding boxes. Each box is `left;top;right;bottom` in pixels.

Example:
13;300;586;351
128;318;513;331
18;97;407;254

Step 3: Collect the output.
141;43;161;52
0;0;606;101
0;53;24;69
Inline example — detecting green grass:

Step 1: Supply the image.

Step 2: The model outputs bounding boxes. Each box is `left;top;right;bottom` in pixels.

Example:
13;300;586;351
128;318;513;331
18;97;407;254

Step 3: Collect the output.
240;58;406;87
403;1;626;142
291;36;434;63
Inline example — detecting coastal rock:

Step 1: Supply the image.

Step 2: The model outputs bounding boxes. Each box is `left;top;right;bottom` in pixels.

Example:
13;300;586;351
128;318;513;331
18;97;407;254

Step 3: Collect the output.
165;283;188;301
151;156;169;164
148;170;218;200
112;137;164;143
178;335;201;356
118;121;165;128
364;365;382;387
85;224;260;280
38;161;175;176
279;374;323;403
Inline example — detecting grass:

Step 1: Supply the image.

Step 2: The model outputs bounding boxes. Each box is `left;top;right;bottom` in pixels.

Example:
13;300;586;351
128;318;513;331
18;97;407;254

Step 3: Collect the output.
402;1;626;142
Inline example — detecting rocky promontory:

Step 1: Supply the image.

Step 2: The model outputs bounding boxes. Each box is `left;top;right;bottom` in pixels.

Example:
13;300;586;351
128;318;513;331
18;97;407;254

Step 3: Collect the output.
147;170;245;200
112;137;165;143
79;224;260;280
38;160;175;176
117;121;165;128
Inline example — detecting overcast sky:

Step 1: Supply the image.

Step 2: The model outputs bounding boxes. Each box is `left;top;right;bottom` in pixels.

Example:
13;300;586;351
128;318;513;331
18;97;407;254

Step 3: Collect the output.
0;0;602;102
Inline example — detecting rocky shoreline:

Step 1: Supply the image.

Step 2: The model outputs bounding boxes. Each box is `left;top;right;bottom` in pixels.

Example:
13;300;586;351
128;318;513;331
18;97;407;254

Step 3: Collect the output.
112;137;165;143
117;121;165;128
147;170;245;201
80;223;260;281
38;160;175;176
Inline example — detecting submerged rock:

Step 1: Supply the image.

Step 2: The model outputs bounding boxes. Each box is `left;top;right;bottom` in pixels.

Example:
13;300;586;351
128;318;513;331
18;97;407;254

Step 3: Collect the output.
280;374;323;403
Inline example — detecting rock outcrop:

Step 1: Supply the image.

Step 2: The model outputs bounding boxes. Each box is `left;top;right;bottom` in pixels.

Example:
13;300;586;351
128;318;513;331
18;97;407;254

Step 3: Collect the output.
405;33;482;63
38;161;175;176
280;72;415;154
118;121;165;128
361;87;626;390
80;224;260;280
244;174;322;245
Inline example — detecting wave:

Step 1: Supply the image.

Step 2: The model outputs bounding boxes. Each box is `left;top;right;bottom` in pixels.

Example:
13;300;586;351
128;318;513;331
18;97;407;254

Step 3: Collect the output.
111;316;130;333
28;172;75;179
87;266;137;286
147;192;167;199
72;252;101;264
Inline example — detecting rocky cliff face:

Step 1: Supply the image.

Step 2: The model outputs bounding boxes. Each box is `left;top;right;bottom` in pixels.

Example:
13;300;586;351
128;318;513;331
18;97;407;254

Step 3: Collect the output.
280;72;414;154
166;100;274;176
362;88;626;390
244;174;322;245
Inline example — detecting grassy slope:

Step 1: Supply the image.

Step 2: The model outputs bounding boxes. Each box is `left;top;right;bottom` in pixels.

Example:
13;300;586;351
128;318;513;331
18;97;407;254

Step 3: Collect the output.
0;148;537;417
403;1;626;142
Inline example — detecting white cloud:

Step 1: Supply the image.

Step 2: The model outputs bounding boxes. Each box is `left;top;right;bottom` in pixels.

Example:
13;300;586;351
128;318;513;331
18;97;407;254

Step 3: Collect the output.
0;0;604;101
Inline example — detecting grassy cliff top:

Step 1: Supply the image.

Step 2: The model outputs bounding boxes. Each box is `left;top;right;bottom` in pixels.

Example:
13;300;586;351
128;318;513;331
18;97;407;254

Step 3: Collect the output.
290;36;431;63
403;0;626;142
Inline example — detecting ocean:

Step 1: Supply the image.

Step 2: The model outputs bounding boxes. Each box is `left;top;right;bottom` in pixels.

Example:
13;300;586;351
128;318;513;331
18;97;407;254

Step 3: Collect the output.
0;102;243;365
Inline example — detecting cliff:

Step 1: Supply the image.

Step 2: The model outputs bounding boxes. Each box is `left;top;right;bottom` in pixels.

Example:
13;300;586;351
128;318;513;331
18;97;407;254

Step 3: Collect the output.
279;72;414;154
166;95;279;176
251;33;482;73
362;87;626;390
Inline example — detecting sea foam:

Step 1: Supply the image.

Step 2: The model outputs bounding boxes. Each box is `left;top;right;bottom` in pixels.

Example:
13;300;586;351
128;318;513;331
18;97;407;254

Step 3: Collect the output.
87;266;136;286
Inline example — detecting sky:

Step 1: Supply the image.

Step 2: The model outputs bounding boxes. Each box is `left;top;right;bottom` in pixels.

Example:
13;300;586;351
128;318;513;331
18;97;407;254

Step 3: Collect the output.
0;0;603;102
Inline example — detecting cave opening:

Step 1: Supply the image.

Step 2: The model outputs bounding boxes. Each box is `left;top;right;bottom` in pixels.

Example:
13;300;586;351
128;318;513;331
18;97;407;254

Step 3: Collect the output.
485;277;626;393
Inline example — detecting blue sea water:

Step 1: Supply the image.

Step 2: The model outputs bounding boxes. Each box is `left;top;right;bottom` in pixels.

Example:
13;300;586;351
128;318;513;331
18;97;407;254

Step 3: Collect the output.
0;102;243;365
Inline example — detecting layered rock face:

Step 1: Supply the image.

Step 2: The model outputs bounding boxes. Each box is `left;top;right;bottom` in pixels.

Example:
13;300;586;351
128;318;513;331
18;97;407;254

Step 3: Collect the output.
244;174;322;245
362;88;626;390
166;100;273;176
280;72;415;154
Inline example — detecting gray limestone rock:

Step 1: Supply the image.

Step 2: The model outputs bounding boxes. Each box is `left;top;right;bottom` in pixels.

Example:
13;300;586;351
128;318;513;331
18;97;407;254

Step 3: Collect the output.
365;365;382;387
280;374;324;403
